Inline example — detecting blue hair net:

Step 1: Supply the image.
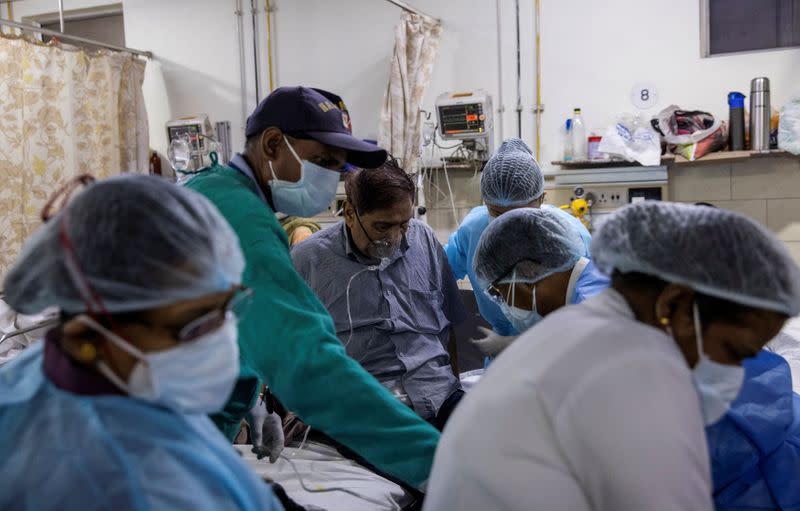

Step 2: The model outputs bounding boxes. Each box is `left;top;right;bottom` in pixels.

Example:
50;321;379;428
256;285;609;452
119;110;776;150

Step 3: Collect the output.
593;201;800;316
480;138;544;207
4;175;245;315
474;208;584;286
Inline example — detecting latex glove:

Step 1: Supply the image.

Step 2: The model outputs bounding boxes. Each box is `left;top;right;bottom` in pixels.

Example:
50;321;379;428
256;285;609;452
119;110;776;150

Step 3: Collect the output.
470;326;518;357
248;398;284;463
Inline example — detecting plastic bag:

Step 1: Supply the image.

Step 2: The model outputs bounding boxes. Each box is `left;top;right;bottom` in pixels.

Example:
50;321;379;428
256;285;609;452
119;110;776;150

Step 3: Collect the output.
673;122;728;161
598;122;661;166
651;105;728;161
652;105;722;144
779;94;800;155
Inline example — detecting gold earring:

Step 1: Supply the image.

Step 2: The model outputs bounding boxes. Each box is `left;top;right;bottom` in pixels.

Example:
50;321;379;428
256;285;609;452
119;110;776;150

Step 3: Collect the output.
659;317;670;326
76;343;97;362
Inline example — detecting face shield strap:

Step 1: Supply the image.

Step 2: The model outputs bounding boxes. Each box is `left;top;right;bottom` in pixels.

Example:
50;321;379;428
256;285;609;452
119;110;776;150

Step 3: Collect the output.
58;211;134;380
58;212;112;322
40;174;95;222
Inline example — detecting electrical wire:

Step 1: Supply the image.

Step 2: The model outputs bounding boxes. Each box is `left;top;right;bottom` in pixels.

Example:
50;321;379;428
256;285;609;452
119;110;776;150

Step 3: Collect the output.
434;140;463;150
441;158;459;225
297;423;311;451
433;127;464;151
278;453;402;511
418;126;487;228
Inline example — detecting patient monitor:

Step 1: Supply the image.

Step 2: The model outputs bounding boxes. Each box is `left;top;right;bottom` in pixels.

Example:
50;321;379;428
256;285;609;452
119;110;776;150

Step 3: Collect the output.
435;90;494;160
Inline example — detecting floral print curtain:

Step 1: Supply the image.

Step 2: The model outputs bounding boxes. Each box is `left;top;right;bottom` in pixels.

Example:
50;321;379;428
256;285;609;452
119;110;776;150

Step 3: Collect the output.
378;12;442;171
0;35;148;279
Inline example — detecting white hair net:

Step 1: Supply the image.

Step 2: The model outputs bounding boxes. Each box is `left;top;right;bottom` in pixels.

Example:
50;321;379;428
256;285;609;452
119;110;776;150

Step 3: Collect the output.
474;208;584;286
480;138;544;207
4;175;245;315
593;201;800;316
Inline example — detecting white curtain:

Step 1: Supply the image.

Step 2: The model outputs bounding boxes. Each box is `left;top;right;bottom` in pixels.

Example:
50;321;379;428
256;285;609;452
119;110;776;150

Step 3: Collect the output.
0;35;149;278
379;12;442;170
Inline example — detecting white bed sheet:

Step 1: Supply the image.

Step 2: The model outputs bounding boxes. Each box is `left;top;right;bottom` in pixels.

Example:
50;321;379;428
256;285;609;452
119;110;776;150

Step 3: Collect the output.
459;368;484;392
237;442;413;511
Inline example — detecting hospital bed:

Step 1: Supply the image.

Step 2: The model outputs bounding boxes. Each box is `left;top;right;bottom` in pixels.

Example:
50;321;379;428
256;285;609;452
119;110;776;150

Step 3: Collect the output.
238;369;485;511
238;441;418;511
0;300;57;367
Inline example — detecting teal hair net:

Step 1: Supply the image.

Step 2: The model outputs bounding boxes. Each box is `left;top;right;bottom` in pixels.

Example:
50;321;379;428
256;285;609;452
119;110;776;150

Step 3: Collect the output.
592;201;800;316
4;174;245;315
473;208;584;286
480;138;544;207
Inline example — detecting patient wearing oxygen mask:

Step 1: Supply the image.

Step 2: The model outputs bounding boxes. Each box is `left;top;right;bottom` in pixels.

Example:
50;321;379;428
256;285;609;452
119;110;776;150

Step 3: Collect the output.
292;159;467;430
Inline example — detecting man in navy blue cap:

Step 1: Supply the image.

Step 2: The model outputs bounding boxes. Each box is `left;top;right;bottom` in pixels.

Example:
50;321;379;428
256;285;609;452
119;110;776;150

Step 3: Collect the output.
236;86;385;214
267;88;356;244
186;86;439;491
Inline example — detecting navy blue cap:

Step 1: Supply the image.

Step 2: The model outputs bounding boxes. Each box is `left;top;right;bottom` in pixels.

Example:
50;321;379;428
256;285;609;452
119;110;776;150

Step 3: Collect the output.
246;86;387;169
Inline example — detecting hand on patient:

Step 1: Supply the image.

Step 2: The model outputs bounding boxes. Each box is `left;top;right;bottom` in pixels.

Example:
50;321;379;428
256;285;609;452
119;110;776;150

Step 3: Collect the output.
471;326;518;357
248;396;285;463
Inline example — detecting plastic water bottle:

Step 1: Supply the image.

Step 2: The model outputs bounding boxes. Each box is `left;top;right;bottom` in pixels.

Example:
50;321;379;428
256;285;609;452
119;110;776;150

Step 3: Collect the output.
563;119;574;161
571;108;587;160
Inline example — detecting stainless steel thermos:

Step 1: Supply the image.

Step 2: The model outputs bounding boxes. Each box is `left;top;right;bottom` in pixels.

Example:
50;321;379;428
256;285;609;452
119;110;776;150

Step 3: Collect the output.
750;77;771;152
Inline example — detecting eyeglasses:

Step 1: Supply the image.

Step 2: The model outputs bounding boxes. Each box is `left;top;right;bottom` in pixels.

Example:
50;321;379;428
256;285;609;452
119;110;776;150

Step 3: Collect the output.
177;286;253;342
486;283;512;307
486;279;536;311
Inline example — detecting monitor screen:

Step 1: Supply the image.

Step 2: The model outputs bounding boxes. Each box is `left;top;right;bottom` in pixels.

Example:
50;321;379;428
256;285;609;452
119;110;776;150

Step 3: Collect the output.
167;124;205;152
439;103;486;135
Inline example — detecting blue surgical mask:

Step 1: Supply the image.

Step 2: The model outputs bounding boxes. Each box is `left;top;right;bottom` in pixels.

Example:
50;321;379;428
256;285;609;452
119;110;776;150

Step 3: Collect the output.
267;135;340;217
84;313;240;414
689;302;745;425
498;270;544;334
502;303;544;334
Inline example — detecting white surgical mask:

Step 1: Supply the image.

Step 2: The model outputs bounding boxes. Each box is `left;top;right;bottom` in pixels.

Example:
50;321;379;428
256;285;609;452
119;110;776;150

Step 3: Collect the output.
82;313;240;414
499;269;544;334
267;135;340;217
689;302;745;425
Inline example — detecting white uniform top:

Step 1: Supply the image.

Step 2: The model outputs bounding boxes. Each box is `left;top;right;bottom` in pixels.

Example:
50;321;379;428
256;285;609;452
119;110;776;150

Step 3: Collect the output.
423;289;713;511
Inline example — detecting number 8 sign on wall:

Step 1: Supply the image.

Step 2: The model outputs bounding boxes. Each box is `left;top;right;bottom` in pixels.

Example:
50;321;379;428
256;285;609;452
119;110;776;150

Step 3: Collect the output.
630;82;658;110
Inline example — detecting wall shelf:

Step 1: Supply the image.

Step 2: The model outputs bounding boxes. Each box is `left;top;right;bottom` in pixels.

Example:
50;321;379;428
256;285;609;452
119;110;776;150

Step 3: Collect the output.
551;158;636;168
551;150;793;169
667;149;791;165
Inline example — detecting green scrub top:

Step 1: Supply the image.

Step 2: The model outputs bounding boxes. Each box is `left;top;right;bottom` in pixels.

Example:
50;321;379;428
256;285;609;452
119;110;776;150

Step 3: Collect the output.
185;165;439;489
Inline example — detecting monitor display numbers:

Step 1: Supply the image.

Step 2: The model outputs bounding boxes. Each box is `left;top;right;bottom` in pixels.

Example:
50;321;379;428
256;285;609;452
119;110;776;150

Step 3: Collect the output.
439;103;486;135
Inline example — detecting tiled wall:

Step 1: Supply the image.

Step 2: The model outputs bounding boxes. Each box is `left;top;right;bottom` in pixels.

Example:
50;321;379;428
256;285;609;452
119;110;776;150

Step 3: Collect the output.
424;156;800;261
668;156;800;261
